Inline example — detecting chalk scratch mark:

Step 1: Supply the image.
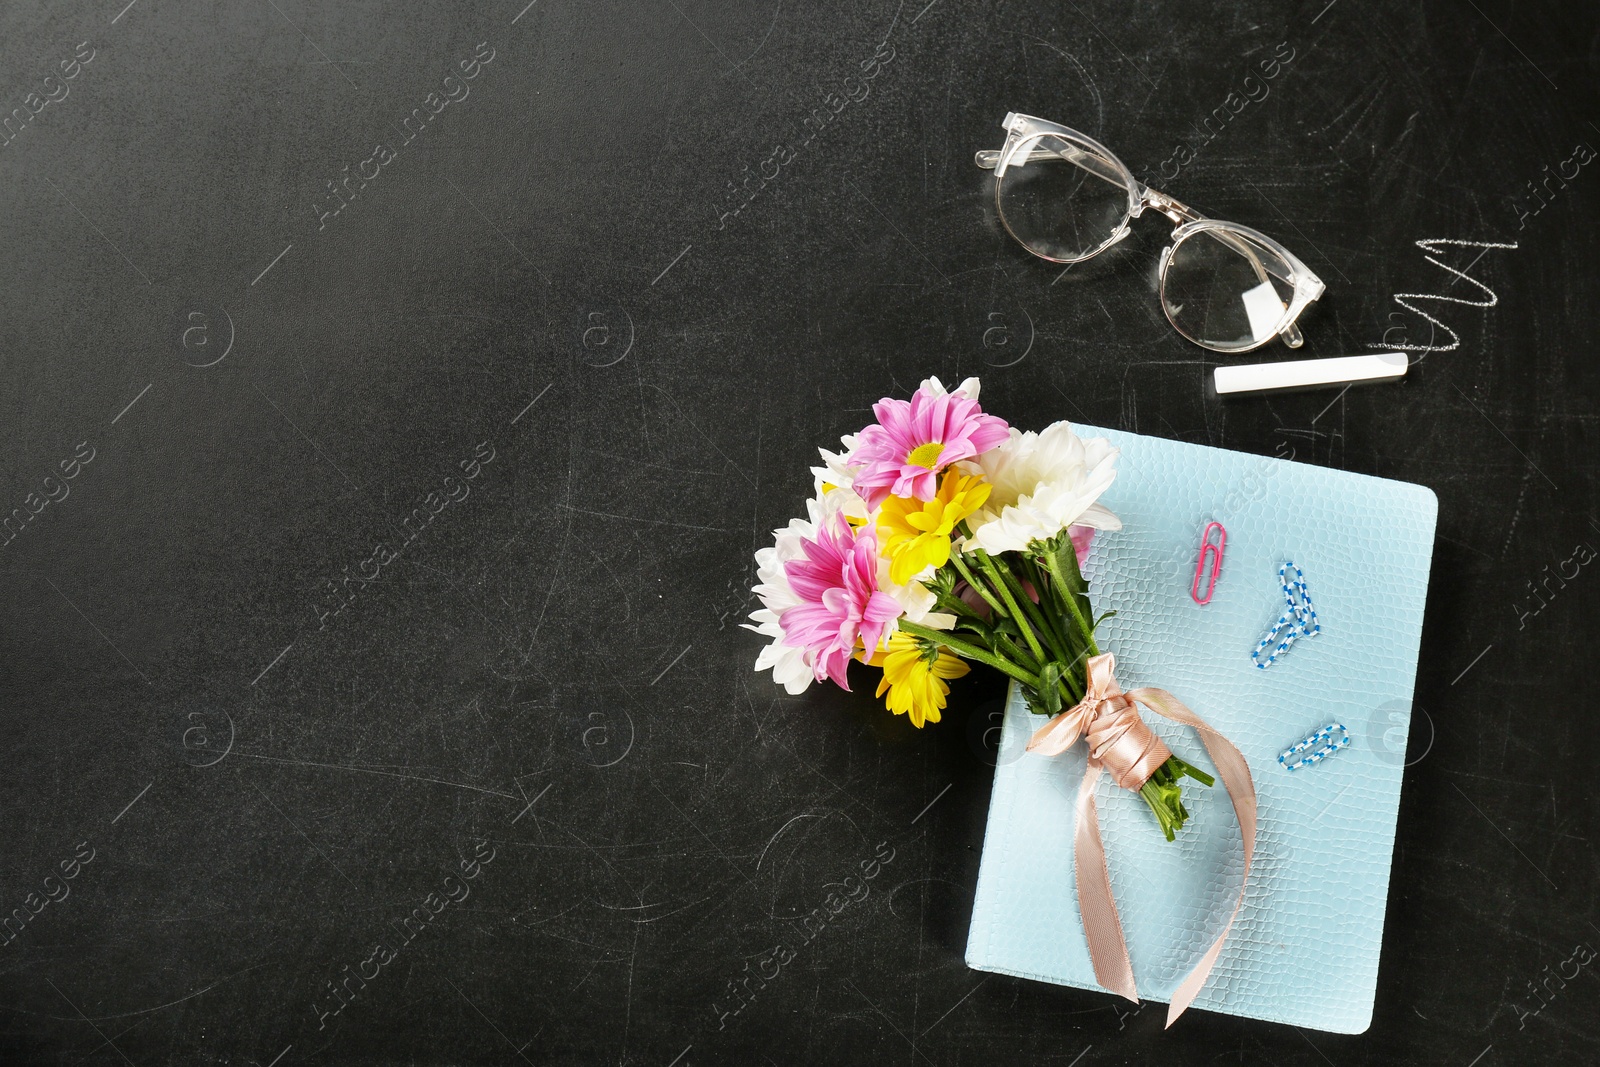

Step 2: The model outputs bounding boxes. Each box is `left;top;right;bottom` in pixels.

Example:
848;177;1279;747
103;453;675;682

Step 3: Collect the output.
557;503;728;533
444;177;551;284
910;782;953;825
252;384;367;497
651;244;693;286
1451;643;1494;686
11;964;262;1024
632;895;712;924
1295;1027;1337;1067
512;382;553;425
42;576;150;683
112;383;153;425
111;782;153;824
1060;0;1157;92
1451;780;1558;888
45;980;135;1067
235;752;518;799
445;979;538;1067
756;812;822;869
1462;0;1558;90
642;383;757;486
1450;383;1559;491
1310;384;1351;425
843;178;950;285
921;975;989;1035
845;979;939;1067
650;645;693;685
511;782;553;824
43;177;151;285
250;643;294;686
651;780;759;891
250;781;361;890
1244;178;1351;284
265;0;360;91
731;0;784;75
251;243;293;286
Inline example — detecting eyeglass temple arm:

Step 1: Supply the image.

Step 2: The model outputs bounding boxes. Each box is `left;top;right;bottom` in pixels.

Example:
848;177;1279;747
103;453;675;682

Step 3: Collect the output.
973;146;1129;192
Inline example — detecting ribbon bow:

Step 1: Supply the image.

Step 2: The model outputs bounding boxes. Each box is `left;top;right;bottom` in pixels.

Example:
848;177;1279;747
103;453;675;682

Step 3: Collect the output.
1026;653;1257;1027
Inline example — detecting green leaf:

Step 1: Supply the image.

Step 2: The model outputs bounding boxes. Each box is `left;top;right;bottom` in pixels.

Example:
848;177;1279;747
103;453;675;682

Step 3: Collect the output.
1051;534;1095;628
956;619;995;643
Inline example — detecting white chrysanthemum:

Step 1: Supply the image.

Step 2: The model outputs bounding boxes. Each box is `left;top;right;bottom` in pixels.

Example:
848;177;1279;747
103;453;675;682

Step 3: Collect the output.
813;445;870;526
744;501;833;695
877;558;956;633
966;421;1121;555
920;375;982;401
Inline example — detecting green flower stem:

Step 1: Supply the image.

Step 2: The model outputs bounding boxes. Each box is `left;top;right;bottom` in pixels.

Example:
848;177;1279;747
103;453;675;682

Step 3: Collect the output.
1047;645;1089;706
974;551;1049;666
980;549;1071;665
1023;566;1087;704
898;620;1041;689
993;634;1045;679
948;552;1008;621
1136;757;1216;841
1040;550;1099;656
1024;557;1077;659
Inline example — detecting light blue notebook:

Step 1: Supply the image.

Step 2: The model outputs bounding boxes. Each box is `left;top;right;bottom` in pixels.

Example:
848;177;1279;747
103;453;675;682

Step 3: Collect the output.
964;426;1438;1034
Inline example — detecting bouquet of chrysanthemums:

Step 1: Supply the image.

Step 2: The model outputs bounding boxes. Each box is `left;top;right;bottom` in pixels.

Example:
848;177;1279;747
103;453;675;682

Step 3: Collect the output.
747;376;1215;839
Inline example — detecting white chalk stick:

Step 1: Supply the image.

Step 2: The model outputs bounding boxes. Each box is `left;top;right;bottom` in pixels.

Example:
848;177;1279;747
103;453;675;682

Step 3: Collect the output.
1214;352;1408;395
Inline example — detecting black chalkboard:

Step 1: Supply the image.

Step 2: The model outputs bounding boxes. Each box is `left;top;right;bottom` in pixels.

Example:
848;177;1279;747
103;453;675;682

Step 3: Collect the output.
1;0;1596;1064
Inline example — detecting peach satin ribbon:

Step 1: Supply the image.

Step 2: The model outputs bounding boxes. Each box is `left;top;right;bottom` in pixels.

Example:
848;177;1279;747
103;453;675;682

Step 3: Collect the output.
1027;653;1257;1027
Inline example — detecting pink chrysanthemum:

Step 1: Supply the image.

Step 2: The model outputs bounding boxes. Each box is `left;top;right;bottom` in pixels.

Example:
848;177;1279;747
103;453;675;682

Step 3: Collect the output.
847;381;1010;509
779;515;903;690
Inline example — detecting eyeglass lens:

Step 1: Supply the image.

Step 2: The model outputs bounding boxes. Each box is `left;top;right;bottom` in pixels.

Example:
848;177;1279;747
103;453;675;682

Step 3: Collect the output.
1161;228;1296;351
994;134;1130;263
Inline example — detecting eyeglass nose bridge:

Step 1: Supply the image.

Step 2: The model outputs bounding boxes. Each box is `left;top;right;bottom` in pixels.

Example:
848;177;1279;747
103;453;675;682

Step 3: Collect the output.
1139;186;1202;226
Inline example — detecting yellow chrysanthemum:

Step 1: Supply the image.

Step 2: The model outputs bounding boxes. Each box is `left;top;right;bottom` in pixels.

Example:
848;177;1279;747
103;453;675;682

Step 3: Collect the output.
870;631;969;728
877;470;992;586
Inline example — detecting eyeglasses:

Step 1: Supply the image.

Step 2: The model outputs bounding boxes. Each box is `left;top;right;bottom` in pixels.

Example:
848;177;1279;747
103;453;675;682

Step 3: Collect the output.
976;113;1325;354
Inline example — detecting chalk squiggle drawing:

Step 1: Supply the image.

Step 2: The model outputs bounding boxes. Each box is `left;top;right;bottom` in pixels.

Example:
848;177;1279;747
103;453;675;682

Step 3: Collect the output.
1371;238;1519;356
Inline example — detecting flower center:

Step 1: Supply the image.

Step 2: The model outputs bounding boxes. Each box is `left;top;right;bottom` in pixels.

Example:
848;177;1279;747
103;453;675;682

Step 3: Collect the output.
905;441;945;469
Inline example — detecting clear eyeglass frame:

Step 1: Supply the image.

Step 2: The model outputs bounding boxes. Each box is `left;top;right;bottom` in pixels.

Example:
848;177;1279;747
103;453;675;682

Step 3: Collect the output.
976;113;1326;354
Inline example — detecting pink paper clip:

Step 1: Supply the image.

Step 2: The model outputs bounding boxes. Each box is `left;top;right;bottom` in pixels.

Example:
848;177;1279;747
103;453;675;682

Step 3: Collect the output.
1191;522;1226;605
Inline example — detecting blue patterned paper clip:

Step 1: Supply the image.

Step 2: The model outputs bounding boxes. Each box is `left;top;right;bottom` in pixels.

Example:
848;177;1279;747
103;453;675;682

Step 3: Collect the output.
1279;723;1350;771
1251;561;1321;669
